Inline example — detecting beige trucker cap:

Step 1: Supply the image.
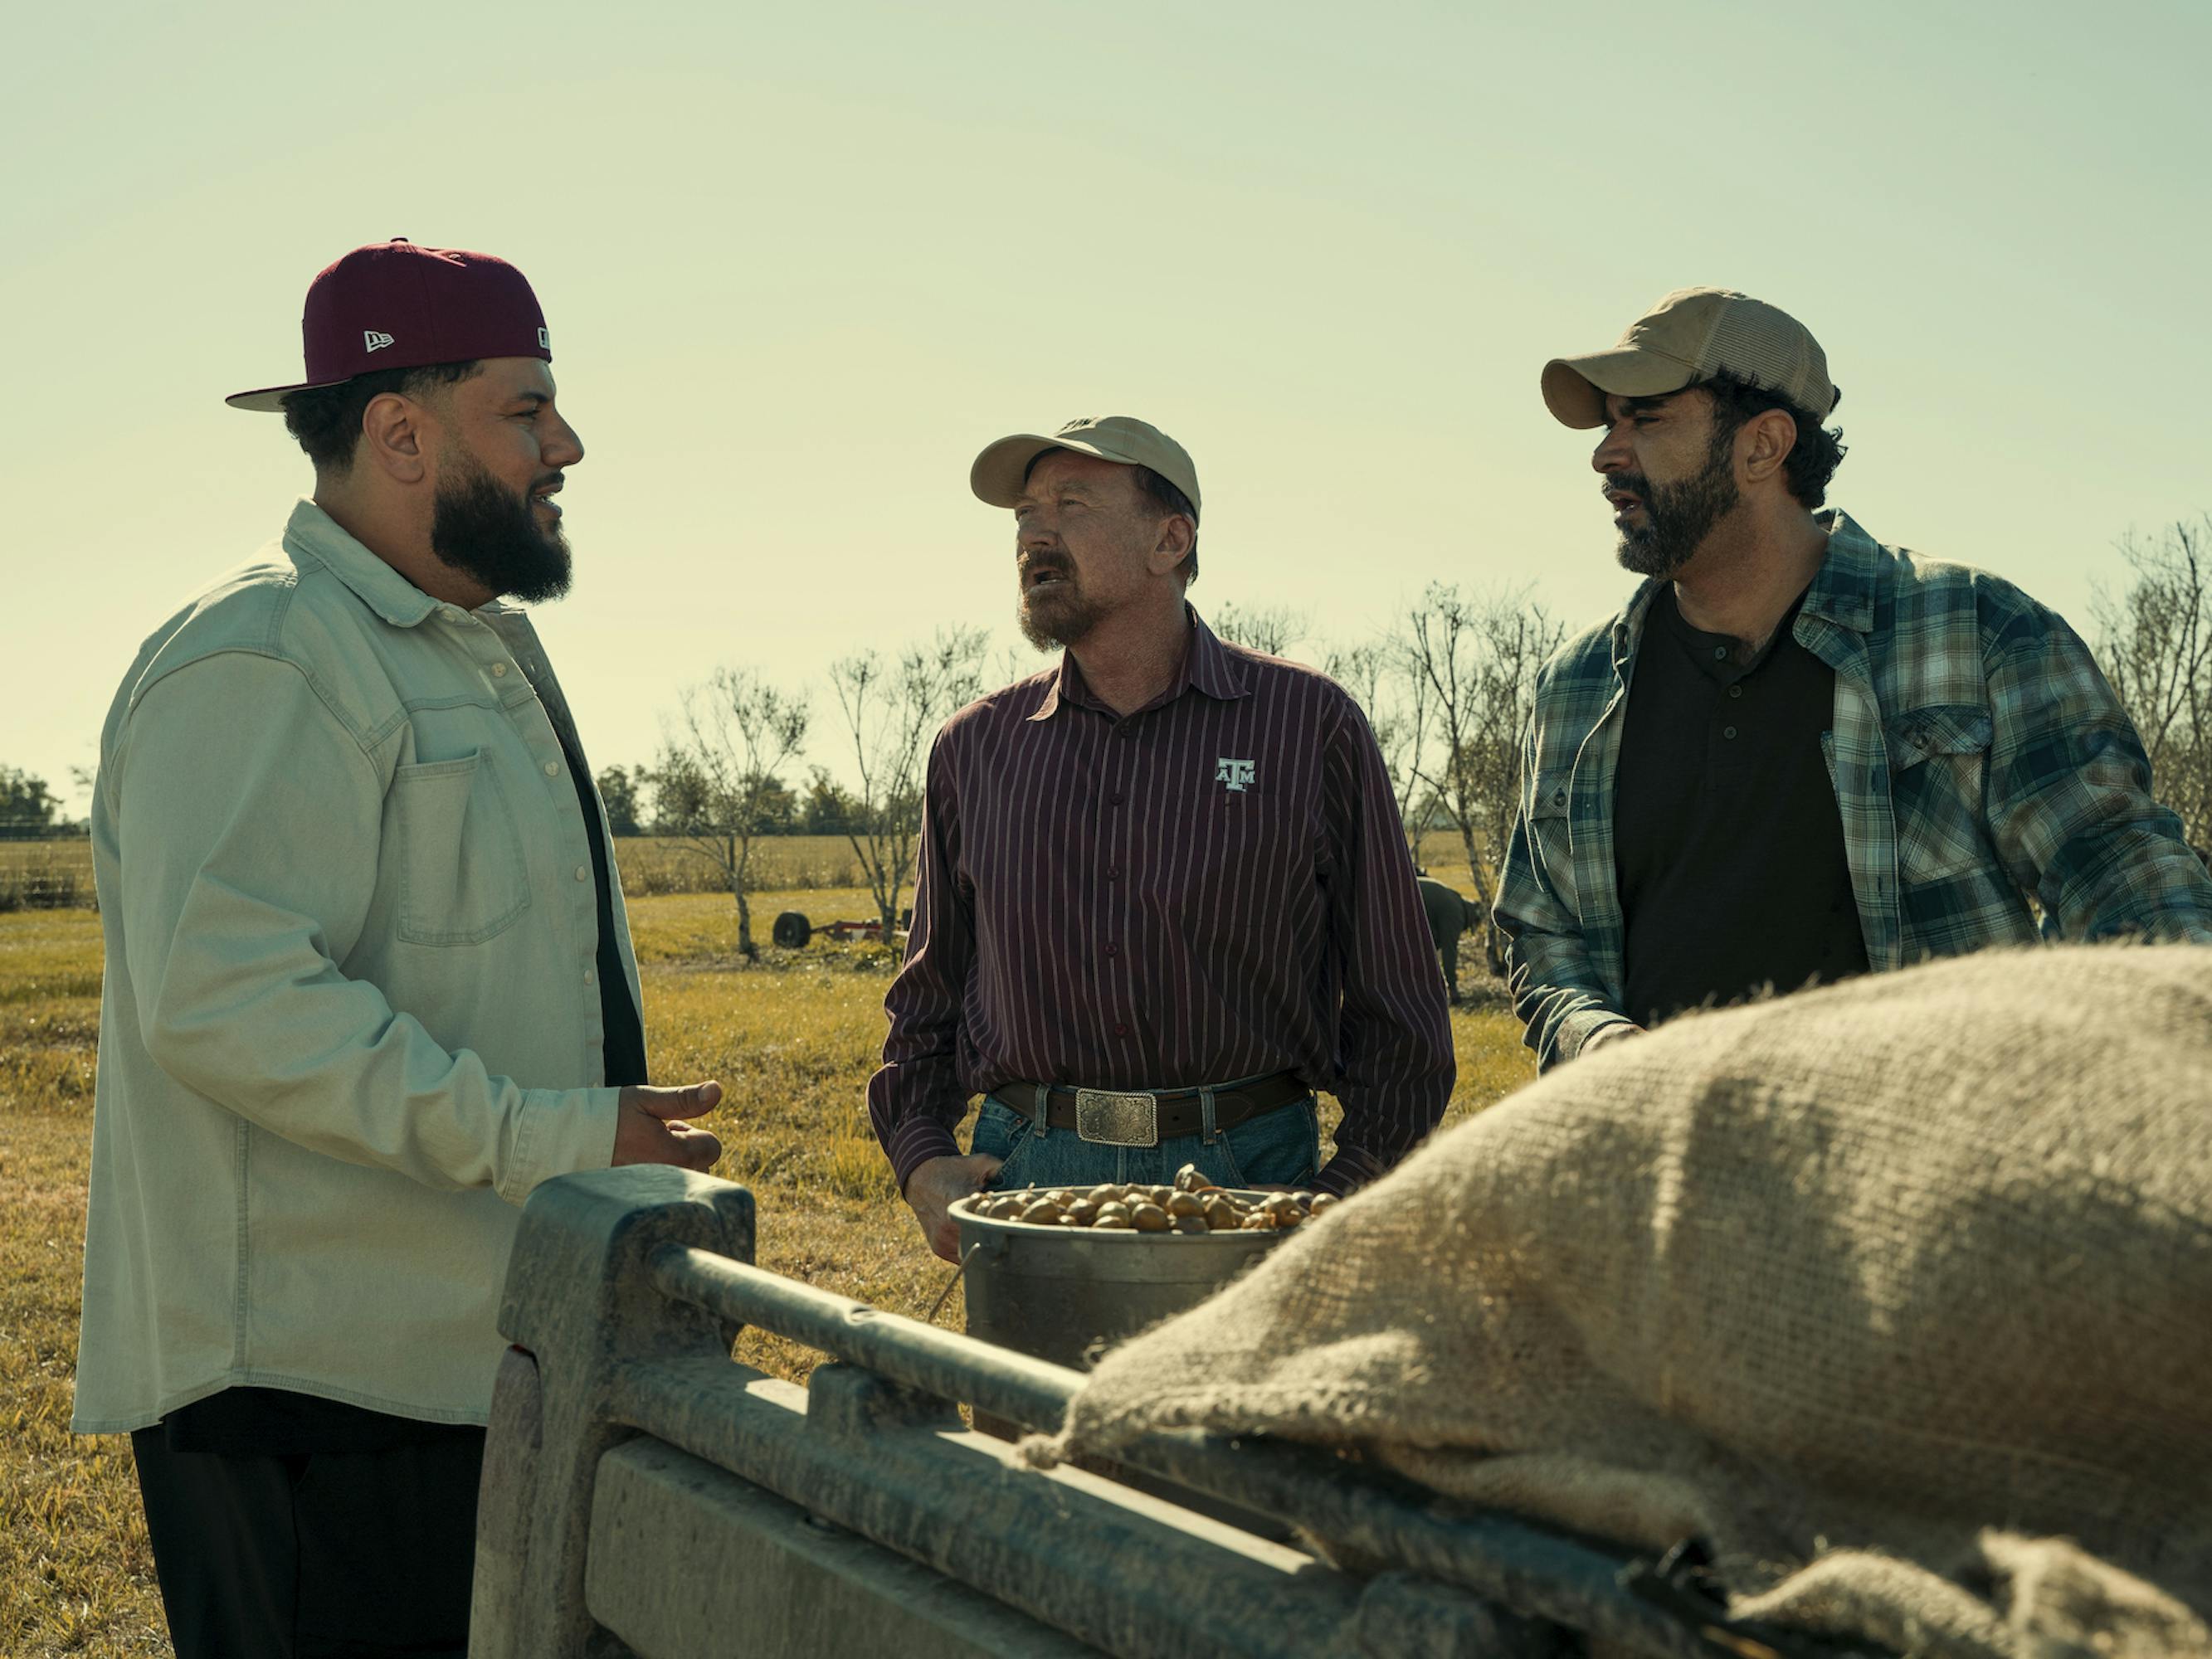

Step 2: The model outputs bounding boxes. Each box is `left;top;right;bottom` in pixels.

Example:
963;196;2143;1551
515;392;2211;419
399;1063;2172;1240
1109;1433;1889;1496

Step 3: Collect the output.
1542;287;1840;430
971;416;1201;519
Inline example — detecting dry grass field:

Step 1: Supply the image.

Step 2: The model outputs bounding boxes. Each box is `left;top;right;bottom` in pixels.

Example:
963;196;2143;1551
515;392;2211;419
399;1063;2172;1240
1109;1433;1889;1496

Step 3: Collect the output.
0;863;1532;1657
0;830;1489;908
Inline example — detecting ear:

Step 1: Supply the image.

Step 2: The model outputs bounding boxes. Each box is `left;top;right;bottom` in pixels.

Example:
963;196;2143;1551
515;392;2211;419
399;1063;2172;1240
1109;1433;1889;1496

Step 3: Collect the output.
1737;406;1800;489
1147;511;1195;577
358;390;433;485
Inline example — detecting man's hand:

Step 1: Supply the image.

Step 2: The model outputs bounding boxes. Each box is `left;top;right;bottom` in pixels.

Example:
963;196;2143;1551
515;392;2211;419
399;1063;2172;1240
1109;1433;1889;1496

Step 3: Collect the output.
612;1080;725;1173
904;1153;1003;1263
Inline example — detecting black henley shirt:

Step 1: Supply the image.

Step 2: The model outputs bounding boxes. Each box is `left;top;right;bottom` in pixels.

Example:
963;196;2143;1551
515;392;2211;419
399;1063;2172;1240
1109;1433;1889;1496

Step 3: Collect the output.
1613;585;1868;1030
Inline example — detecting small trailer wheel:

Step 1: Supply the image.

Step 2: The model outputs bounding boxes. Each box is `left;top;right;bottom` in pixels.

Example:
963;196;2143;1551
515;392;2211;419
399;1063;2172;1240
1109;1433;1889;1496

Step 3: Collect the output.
772;911;811;948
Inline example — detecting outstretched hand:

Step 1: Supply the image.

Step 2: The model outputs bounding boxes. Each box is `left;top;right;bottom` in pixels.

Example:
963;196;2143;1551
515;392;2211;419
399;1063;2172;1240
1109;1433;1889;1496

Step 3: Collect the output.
612;1080;725;1173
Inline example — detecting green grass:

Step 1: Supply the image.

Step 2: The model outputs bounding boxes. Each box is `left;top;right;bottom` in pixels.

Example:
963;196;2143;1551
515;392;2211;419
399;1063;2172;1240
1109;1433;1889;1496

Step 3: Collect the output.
0;888;1532;1657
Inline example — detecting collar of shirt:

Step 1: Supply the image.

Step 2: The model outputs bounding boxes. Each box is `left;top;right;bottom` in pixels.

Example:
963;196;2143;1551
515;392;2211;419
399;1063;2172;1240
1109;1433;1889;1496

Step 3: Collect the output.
1607;508;1881;676
281;497;532;632
1798;510;1880;637
1026;605;1251;722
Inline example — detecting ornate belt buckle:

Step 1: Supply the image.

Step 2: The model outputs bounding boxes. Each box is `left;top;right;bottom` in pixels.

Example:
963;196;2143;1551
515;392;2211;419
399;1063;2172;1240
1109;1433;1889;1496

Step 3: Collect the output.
1074;1088;1159;1147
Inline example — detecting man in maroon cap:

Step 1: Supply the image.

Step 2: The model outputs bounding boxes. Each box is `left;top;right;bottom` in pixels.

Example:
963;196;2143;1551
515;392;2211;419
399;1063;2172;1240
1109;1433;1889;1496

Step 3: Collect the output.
73;239;725;1658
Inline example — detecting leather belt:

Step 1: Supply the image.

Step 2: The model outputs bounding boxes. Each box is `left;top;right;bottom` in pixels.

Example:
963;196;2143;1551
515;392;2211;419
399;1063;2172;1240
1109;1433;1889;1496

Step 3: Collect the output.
996;1071;1307;1149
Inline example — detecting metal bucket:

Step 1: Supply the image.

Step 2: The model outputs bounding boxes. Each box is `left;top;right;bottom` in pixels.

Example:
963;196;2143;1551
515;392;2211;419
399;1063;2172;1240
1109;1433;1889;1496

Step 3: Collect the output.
953;1188;1292;1371
952;1187;1298;1535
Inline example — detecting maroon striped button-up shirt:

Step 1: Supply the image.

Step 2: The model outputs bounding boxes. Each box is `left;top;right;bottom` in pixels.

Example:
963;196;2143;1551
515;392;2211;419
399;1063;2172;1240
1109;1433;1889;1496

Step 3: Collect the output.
869;611;1453;1197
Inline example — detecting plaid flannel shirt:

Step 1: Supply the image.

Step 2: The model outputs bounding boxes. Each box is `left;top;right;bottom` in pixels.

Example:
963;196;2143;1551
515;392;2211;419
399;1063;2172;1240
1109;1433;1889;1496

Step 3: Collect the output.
1498;509;2212;1070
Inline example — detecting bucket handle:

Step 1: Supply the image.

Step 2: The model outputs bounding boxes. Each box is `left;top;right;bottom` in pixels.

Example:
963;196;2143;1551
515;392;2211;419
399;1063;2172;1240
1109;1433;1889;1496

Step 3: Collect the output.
924;1240;989;1326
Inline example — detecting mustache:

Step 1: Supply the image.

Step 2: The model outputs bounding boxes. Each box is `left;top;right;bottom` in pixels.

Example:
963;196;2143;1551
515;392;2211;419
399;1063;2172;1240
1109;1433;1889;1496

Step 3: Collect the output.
1602;471;1651;499
1019;553;1073;580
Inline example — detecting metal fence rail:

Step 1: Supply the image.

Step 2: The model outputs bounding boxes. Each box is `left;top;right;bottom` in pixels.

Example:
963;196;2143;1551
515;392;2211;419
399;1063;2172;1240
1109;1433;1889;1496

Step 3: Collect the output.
647;1242;1722;1658
470;1166;1762;1659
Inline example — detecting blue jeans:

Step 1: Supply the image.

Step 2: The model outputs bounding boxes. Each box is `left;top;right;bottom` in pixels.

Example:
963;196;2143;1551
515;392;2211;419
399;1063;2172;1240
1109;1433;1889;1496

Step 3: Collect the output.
970;1086;1322;1191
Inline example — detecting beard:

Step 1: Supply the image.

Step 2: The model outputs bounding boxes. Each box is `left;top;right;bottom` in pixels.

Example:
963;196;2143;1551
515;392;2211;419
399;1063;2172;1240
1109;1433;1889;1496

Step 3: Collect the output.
430;449;572;604
1016;562;1108;651
1610;437;1740;580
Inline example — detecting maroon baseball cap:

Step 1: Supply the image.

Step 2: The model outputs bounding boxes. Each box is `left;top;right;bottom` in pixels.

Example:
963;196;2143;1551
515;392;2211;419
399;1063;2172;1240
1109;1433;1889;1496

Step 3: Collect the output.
227;237;552;411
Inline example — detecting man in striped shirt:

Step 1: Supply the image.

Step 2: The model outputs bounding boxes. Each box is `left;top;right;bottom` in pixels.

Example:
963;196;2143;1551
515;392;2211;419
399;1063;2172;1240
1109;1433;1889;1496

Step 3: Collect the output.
870;417;1454;1261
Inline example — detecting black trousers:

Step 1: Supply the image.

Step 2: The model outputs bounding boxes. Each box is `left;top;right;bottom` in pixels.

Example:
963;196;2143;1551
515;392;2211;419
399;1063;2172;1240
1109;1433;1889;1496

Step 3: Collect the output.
130;1427;485;1659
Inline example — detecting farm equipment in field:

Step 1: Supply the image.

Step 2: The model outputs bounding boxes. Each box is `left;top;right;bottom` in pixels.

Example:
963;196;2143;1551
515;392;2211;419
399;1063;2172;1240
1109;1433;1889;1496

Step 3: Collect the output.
468;1167;1750;1658
769;910;910;950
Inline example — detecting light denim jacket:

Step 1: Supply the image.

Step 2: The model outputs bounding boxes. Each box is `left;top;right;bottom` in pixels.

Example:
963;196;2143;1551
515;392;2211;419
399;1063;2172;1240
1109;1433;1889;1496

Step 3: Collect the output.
1497;510;2212;1072
73;499;639;1434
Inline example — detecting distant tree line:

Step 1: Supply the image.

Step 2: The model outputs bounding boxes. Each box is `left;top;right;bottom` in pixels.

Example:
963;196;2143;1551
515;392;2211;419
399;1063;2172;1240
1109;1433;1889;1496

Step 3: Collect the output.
594;761;865;840
0;766;85;839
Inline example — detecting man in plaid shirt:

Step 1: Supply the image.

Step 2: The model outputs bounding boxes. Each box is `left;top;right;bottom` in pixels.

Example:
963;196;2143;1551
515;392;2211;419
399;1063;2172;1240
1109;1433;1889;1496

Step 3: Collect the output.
1498;288;2212;1071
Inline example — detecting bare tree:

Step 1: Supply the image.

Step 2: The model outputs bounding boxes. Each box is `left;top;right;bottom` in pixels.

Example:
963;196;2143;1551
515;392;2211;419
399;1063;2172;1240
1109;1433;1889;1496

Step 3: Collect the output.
655;669;809;958
1323;636;1432;860
1401;584;1565;975
2095;514;2212;847
1210;601;1310;658
829;626;991;939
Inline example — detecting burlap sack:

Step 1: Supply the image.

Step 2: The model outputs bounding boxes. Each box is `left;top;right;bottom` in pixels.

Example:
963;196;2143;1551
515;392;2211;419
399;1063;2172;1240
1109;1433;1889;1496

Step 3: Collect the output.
1028;945;2212;1657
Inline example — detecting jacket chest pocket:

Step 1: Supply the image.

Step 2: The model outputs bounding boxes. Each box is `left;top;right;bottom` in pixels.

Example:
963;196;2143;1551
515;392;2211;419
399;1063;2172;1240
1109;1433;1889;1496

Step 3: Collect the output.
1886;704;1994;883
387;750;533;945
1524;769;1579;911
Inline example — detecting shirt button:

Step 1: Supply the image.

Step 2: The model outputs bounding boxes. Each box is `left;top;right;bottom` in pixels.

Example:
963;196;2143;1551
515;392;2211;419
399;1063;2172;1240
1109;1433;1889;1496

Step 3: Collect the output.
1727;684;1742;699
443;607;464;625
1552;789;1566;805
492;662;508;677
1106;866;1121;880
1723;726;1738;740
582;968;595;985
1104;942;1119;957
575;865;589;882
1113;1022;1129;1037
1713;646;1728;660
543;761;561;777
1110;791;1124;805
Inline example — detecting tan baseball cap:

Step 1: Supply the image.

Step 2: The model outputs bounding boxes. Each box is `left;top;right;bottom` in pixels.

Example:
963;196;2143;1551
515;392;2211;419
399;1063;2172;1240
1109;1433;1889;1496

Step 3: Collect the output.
1542;287;1840;430
970;416;1201;519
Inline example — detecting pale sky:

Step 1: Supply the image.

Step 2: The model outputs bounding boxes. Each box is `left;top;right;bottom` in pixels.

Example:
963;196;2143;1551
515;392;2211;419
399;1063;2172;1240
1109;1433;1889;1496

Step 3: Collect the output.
6;0;2208;814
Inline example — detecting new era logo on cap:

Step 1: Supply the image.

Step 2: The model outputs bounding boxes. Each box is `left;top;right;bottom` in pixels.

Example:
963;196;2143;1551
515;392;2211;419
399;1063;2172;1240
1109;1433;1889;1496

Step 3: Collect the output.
363;330;395;353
